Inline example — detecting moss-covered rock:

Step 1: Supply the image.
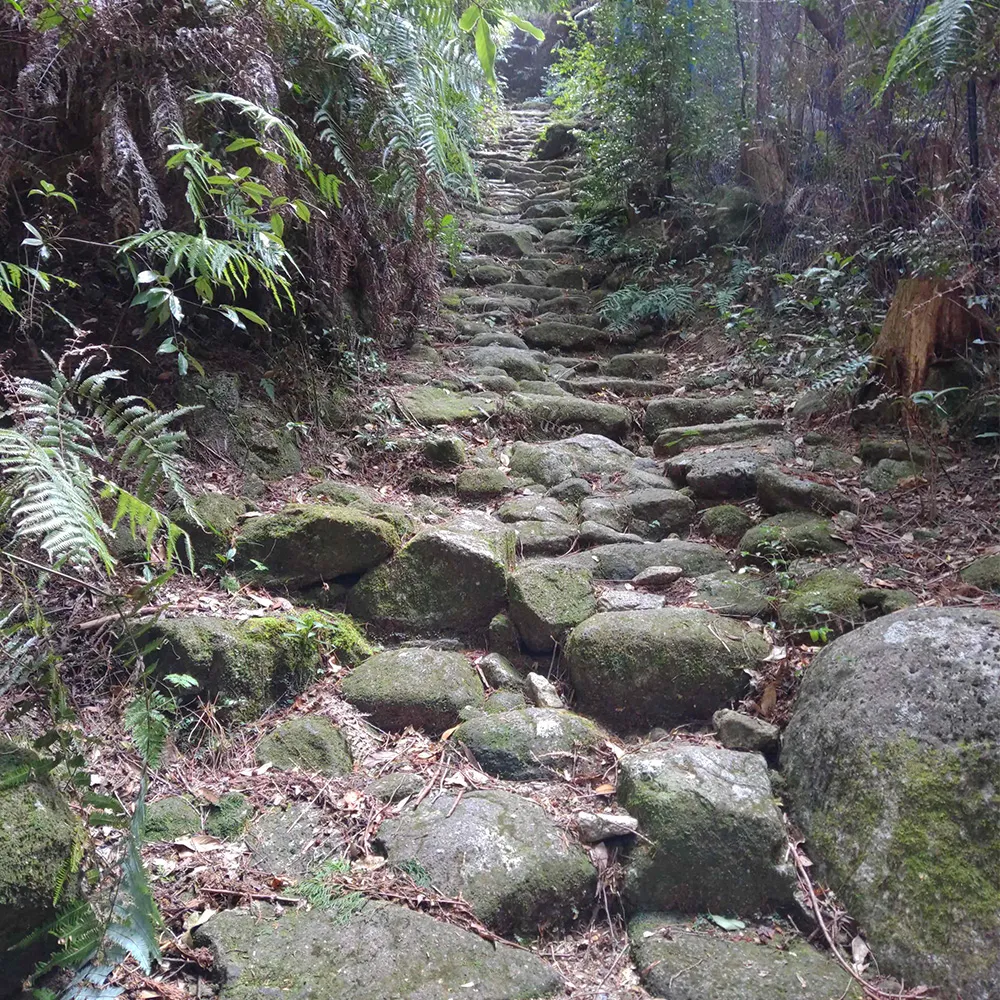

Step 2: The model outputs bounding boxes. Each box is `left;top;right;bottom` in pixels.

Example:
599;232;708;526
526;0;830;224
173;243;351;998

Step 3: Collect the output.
644;394;754;440
423;435;466;466
508;434;635;486
236;504;399;589
562;540;728;580
397;386;498;425
691;569;772;619
756;465;855;516
779;568;867;632
740;512;846;560
376;789;595;935
205;793;253;840
507;564;596;654
145;796;202;840
782;607;1000;998
341;647;484;733
507;393;630;440
171;493;248;567
454;708;602;780
0;742;86;993
629;913;863;999
192;902;562;1000
304;483;417;539
147;615;320;723
619;745;793;915
564;608;769;732
862;458;919;492
699;504;753;545
455;467;513;499
622;488;696;540
712;709;779;754
484;690;527;713
257;715;352;775
366;772;425;802
513;520;578;556
961;554;1000;593
347;513;515;639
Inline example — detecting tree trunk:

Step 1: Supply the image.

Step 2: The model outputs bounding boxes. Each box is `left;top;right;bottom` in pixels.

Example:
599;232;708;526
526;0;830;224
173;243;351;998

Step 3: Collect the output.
873;278;993;394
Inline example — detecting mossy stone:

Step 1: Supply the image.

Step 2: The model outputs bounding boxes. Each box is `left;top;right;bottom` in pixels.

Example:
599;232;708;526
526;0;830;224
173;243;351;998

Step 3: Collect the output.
862;458;919;492
0;741;87;994
341;647;485;733
507;563;596;654
147;615;320;723
691;569;771;618
367;772;425;802
145;796;202;841
739;511;846;560
423;436;466;466
376;789;596;935
455;467;512;499
347;514;515;639
172;493;248;566
961;554;1000;593
699;504;752;545
257;715;352;776
783;607;1000;998
236;503;399;589
484;690;527;713
192;903;562;1000
618;744;794;914
564;608;769;732
629;913;863;999
454;708;602;780
205;793;253;839
396;386;498;425
779;568;867;632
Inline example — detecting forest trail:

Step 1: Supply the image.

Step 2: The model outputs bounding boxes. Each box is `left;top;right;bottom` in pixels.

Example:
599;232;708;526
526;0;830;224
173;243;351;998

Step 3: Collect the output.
7;104;1000;1000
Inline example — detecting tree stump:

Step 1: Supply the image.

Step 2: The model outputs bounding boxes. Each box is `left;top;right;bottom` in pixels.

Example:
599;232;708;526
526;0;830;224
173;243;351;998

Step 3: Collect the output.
873;278;992;394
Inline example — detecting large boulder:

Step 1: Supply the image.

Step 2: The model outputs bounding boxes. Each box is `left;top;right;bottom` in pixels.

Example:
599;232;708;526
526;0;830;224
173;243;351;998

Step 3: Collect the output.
347;513;515;638
961;554;1000;593
395;386;498;425
653;419;783;458
341;647;484;733
756;466;855;516
508;434;635;486
1;743;87;995
619;745;794;913
147;615;321;723
376;789;595;934
466;346;544;381
564;609;769;731
520;320;606;350
666;445;783;500
455;708;602;780
193;903;562;1000
236;504;399;589
476;227;536;258
782;608;1000;999
507;563;596;653
629;914;862;1000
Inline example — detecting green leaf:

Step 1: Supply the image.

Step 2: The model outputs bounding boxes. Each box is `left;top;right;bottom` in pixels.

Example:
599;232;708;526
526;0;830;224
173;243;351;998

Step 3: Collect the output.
292;199;311;223
270;212;284;240
177;352;189;377
505;13;544;40
475;18;497;86
230;306;269;328
163;673;199;689
156;338;177;355
225;137;259;152
708;914;746;931
458;4;480;31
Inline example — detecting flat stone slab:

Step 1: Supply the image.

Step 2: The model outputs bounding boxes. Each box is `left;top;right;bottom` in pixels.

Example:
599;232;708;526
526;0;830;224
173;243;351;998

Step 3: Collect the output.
194;903;562;1000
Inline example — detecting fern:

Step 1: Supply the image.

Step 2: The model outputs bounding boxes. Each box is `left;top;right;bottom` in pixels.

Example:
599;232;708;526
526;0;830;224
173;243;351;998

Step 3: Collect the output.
0;348;197;570
808;353;874;392
877;0;979;100
601;280;696;331
123;692;174;769
0;604;53;698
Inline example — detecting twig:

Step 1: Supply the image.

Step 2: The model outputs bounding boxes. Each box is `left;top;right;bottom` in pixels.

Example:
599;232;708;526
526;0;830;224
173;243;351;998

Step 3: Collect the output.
789;839;934;999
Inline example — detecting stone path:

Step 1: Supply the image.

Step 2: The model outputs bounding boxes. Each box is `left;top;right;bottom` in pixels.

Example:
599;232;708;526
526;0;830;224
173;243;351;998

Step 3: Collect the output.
85;107;1000;1000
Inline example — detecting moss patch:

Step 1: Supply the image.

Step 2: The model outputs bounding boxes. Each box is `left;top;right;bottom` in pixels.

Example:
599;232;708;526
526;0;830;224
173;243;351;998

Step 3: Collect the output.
205;792;253;839
257;716;353;776
740;512;846;560
145;796;202;840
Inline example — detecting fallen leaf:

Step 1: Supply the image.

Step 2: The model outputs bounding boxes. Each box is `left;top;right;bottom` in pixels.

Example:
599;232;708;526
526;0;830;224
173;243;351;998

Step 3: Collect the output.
182;908;217;931
851;934;869;972
593;783;615;795
760;684;777;717
763;645;787;662
708;914;746;931
604;740;626;760
174;834;225;853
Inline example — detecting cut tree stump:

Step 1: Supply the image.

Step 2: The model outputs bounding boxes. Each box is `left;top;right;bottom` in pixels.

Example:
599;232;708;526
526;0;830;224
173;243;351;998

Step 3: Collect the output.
873;277;993;394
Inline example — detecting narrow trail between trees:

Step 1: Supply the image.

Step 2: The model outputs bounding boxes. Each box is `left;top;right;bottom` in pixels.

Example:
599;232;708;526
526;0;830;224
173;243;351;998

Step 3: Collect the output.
28;105;1000;1000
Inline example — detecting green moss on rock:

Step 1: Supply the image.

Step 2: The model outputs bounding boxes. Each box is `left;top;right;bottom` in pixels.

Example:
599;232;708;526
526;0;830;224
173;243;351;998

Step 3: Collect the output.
699;504;753;544
236;504;399;589
147;615;320;724
507;564;596;654
564;608;769;732
455;467;512;499
171;493;248;567
740;512;846;560
1;741;87;993
961;554;1000;593
205;793;253;839
145;796;202;840
256;715;352;776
